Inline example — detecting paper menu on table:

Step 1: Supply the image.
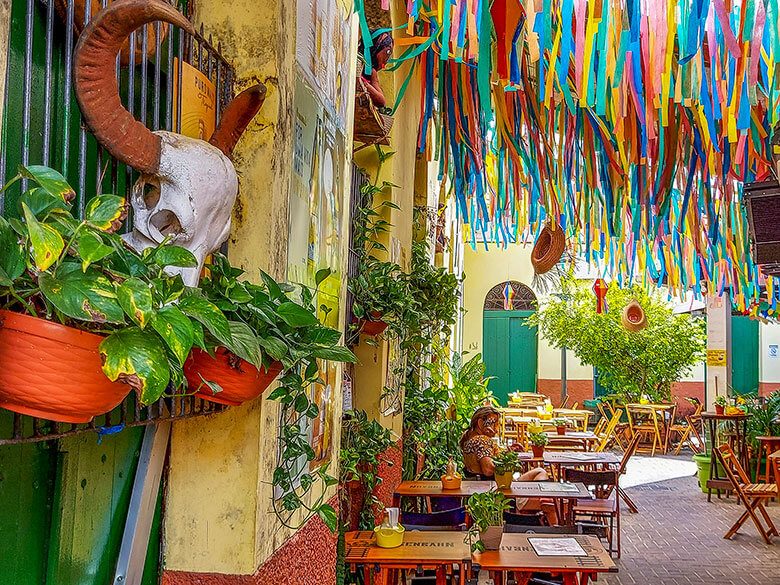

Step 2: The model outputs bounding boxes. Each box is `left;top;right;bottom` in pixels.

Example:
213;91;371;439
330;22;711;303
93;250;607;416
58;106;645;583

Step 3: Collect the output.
539;482;580;492
528;537;587;557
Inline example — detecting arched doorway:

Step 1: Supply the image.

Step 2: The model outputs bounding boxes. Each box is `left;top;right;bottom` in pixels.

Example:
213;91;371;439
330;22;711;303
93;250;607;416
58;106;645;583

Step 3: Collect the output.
482;282;539;405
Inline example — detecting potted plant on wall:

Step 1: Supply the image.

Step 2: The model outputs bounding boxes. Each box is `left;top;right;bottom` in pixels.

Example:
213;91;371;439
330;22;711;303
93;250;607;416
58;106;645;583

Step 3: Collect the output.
465;490;511;551
0;166;228;422
529;432;549;457
187;253;356;405
553;418;568;435
493;450;519;489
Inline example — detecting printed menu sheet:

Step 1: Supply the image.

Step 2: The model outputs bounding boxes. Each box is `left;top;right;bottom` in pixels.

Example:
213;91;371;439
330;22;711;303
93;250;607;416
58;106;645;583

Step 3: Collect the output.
529;537;587;557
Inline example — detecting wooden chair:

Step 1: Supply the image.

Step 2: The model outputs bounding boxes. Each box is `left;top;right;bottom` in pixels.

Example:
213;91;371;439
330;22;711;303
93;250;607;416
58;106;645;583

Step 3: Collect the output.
564;469;621;557
595;407;627;452
670;399;704;455
608;433;641;513
715;443;778;545
560;394;570;409
626;405;665;456
596;401;628;450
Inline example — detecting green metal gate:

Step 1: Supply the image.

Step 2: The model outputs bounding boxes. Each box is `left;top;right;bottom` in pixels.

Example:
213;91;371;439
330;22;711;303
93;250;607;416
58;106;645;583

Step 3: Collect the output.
483;310;538;405
731;314;759;395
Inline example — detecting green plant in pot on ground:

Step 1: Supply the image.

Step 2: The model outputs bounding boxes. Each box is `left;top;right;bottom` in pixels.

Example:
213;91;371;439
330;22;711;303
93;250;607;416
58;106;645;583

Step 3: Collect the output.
465;490;511;552
532;275;705;404
0;165;230;420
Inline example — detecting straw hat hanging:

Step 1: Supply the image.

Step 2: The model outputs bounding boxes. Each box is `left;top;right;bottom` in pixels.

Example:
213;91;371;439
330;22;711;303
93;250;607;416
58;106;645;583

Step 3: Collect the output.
621;299;648;332
531;223;567;291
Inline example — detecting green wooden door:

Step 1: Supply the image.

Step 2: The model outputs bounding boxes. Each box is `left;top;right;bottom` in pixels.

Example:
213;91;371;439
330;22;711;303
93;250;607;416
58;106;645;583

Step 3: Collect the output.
731;314;759;395
0;410;163;585
483;310;538;405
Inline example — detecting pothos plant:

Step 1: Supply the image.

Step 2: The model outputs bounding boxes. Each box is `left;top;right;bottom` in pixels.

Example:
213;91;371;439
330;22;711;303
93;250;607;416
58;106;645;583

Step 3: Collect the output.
0;165;228;404
197;253;358;531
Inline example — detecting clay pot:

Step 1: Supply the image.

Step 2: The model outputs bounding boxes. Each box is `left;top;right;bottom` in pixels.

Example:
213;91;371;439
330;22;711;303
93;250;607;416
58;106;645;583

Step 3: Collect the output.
531;224;566;275
184;347;283;406
355;311;389;336
0;310;130;423
621;299;648;332
715;405;725;415
55;0;168;66
479;525;503;551
556;426;566;436
531;445;545;458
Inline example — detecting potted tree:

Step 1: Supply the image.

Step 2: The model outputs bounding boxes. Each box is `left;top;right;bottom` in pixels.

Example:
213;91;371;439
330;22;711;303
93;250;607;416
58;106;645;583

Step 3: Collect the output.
553;418;568;435
530;432;549;457
493;450;519;489
466;490;512;551
0;165;226;422
715;395;727;415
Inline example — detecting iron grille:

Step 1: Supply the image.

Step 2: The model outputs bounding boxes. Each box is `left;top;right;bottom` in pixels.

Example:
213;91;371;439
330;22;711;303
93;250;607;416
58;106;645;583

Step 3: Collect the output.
345;163;368;346
484;281;537;311
0;0;236;443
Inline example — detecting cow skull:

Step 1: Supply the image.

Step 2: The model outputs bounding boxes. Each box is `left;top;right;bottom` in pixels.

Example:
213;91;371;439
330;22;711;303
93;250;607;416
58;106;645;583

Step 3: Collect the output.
73;0;265;286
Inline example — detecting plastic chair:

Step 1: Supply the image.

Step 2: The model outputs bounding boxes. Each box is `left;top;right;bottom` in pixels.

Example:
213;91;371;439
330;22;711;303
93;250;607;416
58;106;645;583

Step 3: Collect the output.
715;443;778;544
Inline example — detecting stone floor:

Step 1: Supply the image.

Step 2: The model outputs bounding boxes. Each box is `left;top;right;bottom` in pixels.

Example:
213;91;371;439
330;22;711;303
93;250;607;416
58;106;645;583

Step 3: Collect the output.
602;454;780;585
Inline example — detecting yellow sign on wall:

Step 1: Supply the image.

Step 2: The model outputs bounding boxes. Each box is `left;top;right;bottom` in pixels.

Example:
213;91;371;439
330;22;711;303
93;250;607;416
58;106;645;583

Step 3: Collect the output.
172;58;216;140
706;349;727;367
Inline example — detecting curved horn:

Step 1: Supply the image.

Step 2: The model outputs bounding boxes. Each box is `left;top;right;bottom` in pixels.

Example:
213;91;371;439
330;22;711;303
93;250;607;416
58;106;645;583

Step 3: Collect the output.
74;0;194;174
209;84;267;158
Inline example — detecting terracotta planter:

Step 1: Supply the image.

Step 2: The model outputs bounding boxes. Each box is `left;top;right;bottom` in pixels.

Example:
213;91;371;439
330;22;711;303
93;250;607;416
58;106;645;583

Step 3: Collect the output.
355;311;388;336
531;445;545;458
494;470;514;489
556;426;566;435
184;348;283;406
715;405;725;415
0;310;130;423
479;525;503;550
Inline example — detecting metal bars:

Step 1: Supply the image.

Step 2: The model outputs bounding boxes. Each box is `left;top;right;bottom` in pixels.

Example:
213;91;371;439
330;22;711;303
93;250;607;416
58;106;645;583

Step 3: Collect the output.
0;0;237;444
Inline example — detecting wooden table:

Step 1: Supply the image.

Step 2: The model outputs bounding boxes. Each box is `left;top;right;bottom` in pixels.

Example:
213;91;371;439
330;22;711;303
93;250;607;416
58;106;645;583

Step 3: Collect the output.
470;533;618;585
544;431;599;451
625;403;676;455
755;436;780;483
516;451;620;477
393;480;593;506
701;412;751;502
344;530;469;585
553;408;593;431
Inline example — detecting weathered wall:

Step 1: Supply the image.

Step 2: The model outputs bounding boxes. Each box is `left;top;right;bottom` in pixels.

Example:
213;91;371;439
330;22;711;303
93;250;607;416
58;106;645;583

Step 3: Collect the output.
164;0;350;579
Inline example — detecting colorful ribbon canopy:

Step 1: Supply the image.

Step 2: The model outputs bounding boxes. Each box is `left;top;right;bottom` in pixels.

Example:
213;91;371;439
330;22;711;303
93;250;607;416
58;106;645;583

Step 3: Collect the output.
360;0;780;313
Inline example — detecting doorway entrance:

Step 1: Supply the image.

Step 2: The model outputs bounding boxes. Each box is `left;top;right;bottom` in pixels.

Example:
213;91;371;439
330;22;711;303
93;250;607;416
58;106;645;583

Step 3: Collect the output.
482;282;539;405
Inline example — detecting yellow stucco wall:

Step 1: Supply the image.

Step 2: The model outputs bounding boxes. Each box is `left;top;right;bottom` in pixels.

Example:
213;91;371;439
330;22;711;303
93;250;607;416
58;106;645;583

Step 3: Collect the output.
165;0;356;574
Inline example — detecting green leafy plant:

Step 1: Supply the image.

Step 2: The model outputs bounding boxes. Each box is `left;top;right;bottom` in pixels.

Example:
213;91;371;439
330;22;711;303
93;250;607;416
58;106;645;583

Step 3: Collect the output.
339;409;397;529
714;395;727;407
465;490;511;551
0;165;224;404
493;450;520;475
196;253;358;532
529;432;549;446
552;418;567;427
532;275;705;403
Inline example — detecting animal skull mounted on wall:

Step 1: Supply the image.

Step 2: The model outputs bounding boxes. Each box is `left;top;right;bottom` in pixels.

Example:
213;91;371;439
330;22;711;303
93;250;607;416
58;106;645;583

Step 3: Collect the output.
73;0;266;286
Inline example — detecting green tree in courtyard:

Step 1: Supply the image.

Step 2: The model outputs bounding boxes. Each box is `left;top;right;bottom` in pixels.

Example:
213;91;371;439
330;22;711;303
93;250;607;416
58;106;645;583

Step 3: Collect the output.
531;276;705;403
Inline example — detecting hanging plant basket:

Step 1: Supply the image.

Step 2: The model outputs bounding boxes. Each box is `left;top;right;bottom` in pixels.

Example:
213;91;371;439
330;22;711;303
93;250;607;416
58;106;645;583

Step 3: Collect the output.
184;347;283;406
621;299;648;332
0;310;131;423
531;224;566;275
355;310;389;336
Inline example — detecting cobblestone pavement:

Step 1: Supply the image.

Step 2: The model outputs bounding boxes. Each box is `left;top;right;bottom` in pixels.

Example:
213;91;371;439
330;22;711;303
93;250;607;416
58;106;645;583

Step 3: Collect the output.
603;465;780;585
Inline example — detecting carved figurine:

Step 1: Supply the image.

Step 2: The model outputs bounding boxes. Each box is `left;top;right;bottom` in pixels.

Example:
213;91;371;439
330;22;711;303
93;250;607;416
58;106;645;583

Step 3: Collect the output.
73;0;266;286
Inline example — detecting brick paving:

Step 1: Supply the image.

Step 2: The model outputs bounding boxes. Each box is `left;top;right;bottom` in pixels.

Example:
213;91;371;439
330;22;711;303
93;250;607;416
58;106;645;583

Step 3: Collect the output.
603;470;780;585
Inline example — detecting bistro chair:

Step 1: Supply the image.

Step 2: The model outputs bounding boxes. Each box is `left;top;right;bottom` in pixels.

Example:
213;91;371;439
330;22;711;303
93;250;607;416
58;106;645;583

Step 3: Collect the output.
595;407;626;452
715;443;778;545
608;433;641;513
564;468;621;557
670;398;704;455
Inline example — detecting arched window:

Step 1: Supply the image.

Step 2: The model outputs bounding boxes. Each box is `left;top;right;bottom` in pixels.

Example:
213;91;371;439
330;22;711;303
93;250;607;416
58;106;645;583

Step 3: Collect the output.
484;281;537;311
